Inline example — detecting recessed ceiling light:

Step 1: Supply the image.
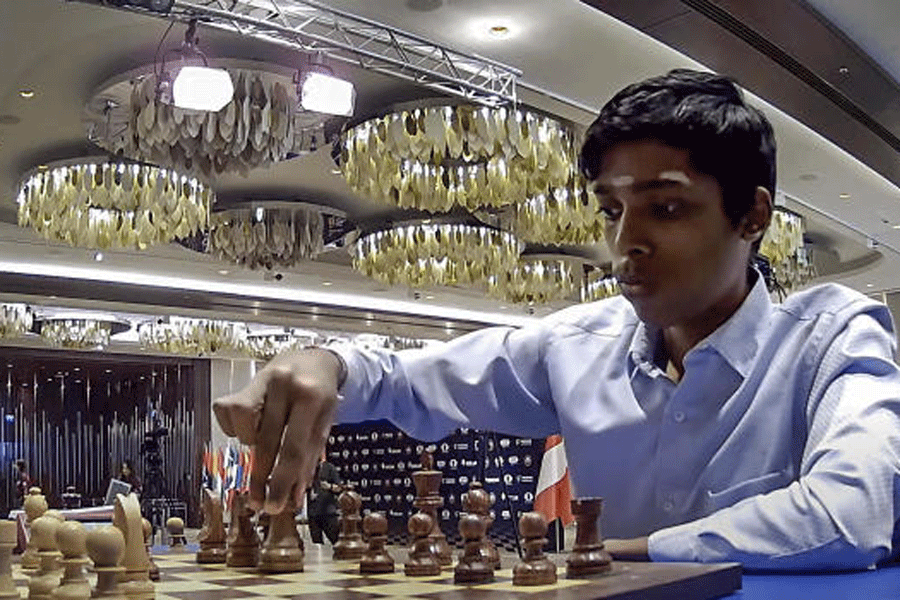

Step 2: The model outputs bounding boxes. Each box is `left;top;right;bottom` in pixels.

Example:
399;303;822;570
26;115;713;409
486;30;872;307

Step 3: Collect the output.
330;169;342;175
425;294;434;300
218;269;229;275
94;251;104;262
499;305;508;310
489;25;510;38
867;283;874;288
839;193;851;199
321;281;333;286
19;89;35;99
798;173;817;182
37;165;48;171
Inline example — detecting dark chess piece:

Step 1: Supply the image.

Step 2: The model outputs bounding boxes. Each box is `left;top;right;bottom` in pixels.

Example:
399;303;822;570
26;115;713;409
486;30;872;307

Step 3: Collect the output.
404;512;441;577
196;488;227;563
333;486;366;561
462;482;500;570
258;488;303;573
513;512;557;586
165;517;187;549
359;512;394;574
454;512;494;584
411;451;452;566
141;518;160;582
227;490;261;568
566;497;613;577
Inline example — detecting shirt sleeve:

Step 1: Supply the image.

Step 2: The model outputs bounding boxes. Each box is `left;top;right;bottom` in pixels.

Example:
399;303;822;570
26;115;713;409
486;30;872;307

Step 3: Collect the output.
329;322;559;442
649;307;900;570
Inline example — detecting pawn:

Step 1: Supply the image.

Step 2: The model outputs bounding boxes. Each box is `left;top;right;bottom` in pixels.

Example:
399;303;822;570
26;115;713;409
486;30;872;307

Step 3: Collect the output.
53;521;91;600
258;490;303;573
565;498;612;578
85;526;126;600
141;520;159;582
22;487;49;571
454;513;494;584
333;487;365;561
359;512;393;574
27;515;62;600
462;482;500;570
165;517;186;549
404;512;440;577
226;491;260;568
0;521;20;600
512;512;557;586
196;489;226;563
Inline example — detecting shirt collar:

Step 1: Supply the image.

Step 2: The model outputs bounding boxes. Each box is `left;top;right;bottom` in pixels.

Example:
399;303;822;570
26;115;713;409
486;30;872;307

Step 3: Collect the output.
628;271;772;379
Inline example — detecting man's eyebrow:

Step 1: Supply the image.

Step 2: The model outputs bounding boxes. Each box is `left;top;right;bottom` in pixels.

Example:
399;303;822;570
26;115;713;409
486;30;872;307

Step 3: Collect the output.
592;178;688;196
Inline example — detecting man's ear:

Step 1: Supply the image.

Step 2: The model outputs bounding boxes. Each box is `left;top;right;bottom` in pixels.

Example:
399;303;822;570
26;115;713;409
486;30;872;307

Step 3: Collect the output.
741;186;773;242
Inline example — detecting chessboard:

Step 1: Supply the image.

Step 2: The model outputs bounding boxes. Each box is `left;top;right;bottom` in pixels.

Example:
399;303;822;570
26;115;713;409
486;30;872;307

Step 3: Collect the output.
12;545;741;600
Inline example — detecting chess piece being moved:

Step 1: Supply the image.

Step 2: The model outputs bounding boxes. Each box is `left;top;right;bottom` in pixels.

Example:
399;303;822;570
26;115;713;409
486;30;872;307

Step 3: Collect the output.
359;512;393;574
454;512;494;584
462;482;500;569
258;489;303;573
54;520;91;600
85;525;126;600
411;451;452;566
112;493;154;600
0;521;19;600
404;512;440;577
226;491;260;568
197;488;227;563
165;517;186;549
22;487;49;571
513;512;557;586
566;498;612;578
333;487;365;561
141;519;159;582
27;514;62;600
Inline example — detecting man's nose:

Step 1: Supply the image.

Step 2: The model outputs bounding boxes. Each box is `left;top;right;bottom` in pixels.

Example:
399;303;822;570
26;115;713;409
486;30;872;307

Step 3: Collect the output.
612;209;652;257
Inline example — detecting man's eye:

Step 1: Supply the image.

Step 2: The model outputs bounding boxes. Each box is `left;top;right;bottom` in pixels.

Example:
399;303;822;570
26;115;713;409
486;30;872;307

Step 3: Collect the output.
654;201;683;218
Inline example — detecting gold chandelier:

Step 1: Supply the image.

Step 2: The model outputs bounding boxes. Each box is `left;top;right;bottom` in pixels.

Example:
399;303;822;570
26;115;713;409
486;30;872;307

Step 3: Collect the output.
138;317;248;356
511;181;604;245
760;208;815;292
246;328;318;361
17;160;211;250
352;221;522;288
36;315;129;350
209;205;326;270
488;257;578;304
582;271;620;303
0;304;33;339
340;104;579;213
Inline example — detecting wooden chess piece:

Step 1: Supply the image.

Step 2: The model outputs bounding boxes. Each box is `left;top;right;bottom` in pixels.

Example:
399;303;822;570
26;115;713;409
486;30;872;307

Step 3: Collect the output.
27;514;62;600
453;512;494;584
565;498;612;578
112;493;154;600
404;512;440;577
165;517;186;549
226;490;260;568
140;519;159;582
0;521;20;600
410;451;452;566
462;482;500;569
53;520;91;600
196;488;226;563
258;490;303;573
513;512;557;586
22;487;49;571
85;525;127;600
333;487;365;561
359;512;393;574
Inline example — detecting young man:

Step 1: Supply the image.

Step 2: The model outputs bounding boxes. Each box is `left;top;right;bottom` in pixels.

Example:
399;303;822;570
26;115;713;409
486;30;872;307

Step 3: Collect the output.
213;70;900;570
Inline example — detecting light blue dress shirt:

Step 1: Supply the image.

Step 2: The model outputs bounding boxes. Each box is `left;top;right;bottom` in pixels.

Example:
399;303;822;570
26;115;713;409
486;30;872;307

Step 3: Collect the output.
333;276;900;570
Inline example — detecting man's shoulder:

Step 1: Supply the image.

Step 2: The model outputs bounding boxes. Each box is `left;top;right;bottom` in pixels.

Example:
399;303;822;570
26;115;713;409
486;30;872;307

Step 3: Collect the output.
540;295;638;339
779;282;885;321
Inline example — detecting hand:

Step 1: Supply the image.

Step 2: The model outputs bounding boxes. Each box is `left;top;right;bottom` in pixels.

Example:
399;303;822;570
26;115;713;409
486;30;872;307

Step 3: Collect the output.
212;348;343;514
604;537;650;561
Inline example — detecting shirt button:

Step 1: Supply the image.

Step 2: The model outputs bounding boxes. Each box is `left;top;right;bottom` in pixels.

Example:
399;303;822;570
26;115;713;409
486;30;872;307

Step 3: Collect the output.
673;411;686;423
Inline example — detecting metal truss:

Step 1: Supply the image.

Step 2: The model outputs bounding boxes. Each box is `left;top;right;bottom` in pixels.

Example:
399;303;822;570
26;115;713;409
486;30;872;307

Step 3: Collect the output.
75;0;521;107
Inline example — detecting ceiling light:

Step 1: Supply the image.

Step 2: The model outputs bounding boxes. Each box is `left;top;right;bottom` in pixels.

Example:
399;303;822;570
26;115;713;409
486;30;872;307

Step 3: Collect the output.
218;269;230;275
172;66;234;112
488;257;578;304
489;25;510;38
839;193;851;199
0;304;32;339
35;314;129;350
18;90;34;99
321;281;333;286
892;225;900;230
300;71;355;116
867;283;874;288
94;251;104;262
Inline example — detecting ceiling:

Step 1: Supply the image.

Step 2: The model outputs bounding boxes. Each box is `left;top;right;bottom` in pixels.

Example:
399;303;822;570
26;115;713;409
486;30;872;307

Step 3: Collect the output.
1;0;899;341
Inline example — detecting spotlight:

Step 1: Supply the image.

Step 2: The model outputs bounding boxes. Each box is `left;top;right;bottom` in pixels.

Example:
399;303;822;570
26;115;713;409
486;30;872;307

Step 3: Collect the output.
297;61;355;117
158;21;233;112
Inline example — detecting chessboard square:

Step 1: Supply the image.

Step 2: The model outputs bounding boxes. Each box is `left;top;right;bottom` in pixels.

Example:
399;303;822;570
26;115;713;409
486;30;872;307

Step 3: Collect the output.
204;576;290;587
156;579;230;593
245;581;345;596
156;593;185;600
359;581;456;597
472;577;587;593
170;568;263;581
264;570;353;583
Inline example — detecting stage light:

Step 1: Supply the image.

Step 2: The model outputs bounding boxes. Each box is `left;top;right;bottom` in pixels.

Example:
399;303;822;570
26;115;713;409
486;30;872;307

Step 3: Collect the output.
172;66;234;112
300;71;355;116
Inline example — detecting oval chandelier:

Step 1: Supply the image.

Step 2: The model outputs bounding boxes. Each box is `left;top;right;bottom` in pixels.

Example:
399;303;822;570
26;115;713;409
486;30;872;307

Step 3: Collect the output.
246;328;319;361
138;317;248;356
512;181;604;245
35;314;130;350
0;304;33;339
340;104;579;213
352;221;522;288
17;160;211;250
488;257;578;305
759;208;815;291
209;205;326;270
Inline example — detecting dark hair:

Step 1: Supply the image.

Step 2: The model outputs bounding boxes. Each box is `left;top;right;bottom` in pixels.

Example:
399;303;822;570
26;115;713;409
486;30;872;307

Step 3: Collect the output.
579;69;776;230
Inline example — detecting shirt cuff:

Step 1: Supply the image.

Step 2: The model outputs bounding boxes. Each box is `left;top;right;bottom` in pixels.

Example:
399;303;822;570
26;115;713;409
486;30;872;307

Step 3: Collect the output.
647;520;705;562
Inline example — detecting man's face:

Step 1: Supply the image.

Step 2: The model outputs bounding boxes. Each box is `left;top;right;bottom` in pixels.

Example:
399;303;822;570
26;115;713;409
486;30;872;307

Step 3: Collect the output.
592;140;751;329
